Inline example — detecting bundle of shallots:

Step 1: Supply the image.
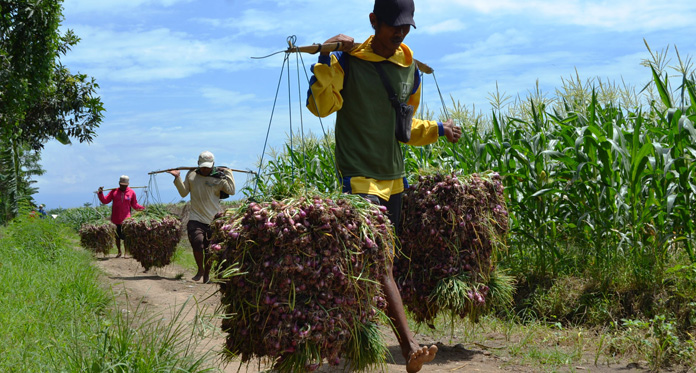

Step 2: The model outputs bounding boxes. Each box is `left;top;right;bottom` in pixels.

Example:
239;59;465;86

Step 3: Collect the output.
210;194;393;372
396;171;513;323
78;221;115;255
122;206;182;271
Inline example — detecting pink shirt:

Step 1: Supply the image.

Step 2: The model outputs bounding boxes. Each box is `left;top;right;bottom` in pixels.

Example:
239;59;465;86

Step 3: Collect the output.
98;188;144;224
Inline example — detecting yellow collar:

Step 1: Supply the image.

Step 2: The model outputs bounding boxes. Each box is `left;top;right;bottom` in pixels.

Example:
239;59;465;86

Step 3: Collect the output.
350;35;414;67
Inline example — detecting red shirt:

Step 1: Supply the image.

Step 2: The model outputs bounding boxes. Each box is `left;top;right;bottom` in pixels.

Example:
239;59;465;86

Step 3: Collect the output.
98;188;144;224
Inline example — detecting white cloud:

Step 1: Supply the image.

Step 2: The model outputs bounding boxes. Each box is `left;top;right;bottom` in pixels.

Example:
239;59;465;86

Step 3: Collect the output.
194;9;294;36
420;19;467;35
193;1;371;39
199;87;256;106
63;0;193;14
439;28;540;70
426;0;696;32
61;25;266;82
34;102;279;206
427;47;652;118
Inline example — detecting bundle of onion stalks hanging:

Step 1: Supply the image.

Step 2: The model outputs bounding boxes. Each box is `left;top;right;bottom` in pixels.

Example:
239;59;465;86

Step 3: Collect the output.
209;193;394;372
395;170;514;324
122;204;182;271
78;220;115;255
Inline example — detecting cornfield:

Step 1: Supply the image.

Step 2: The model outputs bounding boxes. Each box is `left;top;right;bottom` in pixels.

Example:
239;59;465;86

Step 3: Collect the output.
243;44;696;317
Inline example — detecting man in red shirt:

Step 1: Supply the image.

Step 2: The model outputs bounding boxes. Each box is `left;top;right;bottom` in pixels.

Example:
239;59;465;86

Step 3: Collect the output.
98;175;145;258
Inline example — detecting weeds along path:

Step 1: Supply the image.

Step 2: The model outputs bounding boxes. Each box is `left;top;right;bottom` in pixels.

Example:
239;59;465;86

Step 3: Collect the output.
94;255;244;371
93;255;648;373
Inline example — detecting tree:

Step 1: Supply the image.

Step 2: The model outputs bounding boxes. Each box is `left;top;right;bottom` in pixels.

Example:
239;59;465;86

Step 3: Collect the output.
0;142;44;222
0;0;104;221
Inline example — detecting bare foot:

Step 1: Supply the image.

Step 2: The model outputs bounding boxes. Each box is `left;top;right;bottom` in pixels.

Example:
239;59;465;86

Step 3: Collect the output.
192;273;202;281
406;345;437;373
115;252;122;258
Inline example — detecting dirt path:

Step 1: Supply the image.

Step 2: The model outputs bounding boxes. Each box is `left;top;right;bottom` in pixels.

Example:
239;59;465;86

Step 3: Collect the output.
95;255;649;373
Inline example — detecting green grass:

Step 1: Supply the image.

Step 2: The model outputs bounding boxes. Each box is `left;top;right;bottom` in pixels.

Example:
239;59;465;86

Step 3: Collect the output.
58;296;217;373
0;216;109;371
0;215;219;372
172;238;197;272
410;312;693;372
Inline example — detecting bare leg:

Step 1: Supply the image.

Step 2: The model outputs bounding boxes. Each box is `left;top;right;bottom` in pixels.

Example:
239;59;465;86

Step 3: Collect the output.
369;192;436;372
202;252;211;284
192;250;204;281
115;238;122;258
382;264;437;372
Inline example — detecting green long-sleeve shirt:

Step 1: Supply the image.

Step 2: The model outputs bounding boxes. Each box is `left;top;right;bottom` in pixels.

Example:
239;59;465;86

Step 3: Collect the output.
307;35;443;200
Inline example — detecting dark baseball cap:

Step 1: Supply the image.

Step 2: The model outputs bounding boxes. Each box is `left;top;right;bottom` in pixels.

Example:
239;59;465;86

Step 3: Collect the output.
373;0;416;28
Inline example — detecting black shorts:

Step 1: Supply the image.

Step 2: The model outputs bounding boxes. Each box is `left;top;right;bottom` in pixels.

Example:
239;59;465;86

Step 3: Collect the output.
357;192;403;234
115;224;125;240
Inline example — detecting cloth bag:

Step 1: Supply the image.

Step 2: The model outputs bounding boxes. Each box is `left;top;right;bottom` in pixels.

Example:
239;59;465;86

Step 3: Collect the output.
373;62;414;143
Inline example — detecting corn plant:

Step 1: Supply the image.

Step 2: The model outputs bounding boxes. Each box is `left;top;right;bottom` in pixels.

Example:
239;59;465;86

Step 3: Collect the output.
250;43;695;303
244;132;340;200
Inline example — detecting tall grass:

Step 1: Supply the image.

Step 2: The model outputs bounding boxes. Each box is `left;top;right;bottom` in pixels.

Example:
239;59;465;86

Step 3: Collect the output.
58;297;216;373
53;204;112;231
0;213;219;372
0;215;109;371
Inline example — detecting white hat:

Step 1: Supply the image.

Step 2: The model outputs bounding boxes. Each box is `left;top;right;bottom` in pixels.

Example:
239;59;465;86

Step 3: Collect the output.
119;175;130;185
198;151;215;168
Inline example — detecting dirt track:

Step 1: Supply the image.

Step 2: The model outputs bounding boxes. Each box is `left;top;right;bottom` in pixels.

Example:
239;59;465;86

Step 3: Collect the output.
94;255;650;373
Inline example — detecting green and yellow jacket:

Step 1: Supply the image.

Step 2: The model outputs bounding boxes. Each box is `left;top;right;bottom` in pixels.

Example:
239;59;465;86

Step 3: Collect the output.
307;35;444;200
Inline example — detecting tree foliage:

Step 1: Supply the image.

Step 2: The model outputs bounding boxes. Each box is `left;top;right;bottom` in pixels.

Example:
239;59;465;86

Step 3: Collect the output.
0;141;44;222
0;0;104;222
1;0;104;149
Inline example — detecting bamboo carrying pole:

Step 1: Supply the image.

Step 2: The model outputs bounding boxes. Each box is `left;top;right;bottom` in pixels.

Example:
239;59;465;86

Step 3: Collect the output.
148;166;257;175
94;186;147;193
252;39;435;74
284;41;435;74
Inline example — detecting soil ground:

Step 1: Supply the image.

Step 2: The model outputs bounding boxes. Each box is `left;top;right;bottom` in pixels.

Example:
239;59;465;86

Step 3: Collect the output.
94;255;655;373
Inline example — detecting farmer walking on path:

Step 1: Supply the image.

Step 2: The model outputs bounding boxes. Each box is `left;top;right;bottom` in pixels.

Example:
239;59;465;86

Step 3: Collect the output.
98;175;145;258
306;0;462;371
168;151;236;283
37;204;47;218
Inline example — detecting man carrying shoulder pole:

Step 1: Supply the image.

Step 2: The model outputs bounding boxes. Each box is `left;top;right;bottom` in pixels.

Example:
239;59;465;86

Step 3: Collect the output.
97;175;145;258
306;0;462;371
167;151;236;283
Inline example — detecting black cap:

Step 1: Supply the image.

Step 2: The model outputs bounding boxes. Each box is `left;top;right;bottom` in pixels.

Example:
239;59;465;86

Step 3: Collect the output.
373;0;416;28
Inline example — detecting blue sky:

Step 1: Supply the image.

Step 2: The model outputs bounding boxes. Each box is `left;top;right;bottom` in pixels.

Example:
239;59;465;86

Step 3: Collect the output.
34;0;696;209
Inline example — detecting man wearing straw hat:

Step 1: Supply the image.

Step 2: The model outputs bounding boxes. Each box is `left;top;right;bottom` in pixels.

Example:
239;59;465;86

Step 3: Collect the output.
168;151;236;283
306;0;462;371
98;175;145;258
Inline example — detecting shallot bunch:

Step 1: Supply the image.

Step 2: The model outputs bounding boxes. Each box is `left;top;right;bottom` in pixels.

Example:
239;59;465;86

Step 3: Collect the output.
78;221;115;255
396;171;509;322
210;194;393;372
122;215;182;271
